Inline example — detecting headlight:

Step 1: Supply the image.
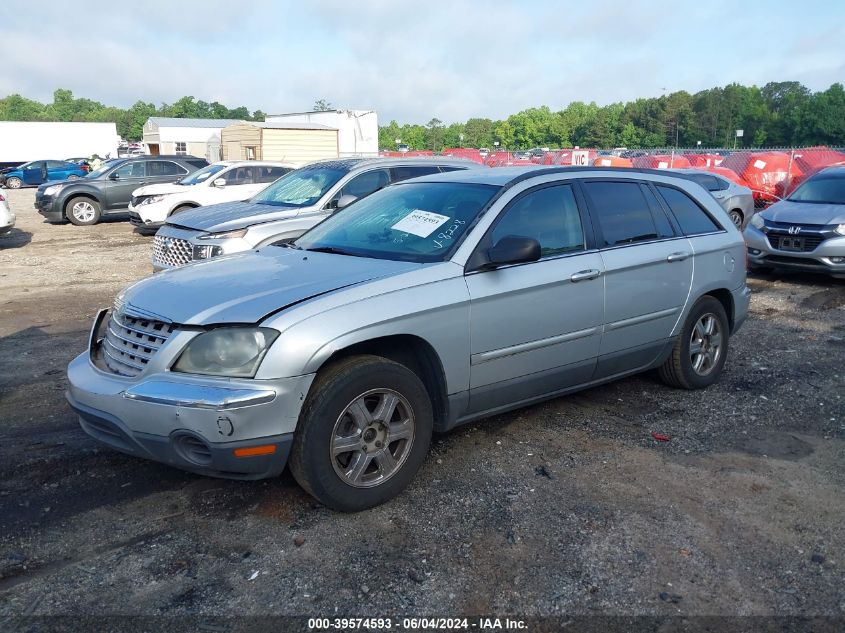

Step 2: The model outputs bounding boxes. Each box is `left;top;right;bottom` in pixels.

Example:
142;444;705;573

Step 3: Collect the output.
140;195;165;205
172;327;279;377
750;214;765;229
44;185;62;196
835;224;845;236
197;228;248;240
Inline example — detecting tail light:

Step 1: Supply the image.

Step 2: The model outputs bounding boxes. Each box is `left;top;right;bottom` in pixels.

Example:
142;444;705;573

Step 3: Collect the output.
0;194;5;202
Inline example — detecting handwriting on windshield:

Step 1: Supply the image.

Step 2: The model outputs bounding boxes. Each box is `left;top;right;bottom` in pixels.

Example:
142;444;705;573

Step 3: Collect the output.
432;219;466;249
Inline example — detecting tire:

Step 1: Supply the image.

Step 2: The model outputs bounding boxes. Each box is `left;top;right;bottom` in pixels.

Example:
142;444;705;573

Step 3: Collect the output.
289;355;434;512
728;210;743;229
5;176;22;189
169;204;196;217
659;296;730;390
66;197;102;226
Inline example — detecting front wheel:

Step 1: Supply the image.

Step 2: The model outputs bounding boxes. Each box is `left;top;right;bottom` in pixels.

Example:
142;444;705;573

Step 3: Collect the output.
728;209;743;229
169;204;196;217
659;296;730;389
289;355;433;512
5;176;22;189
66;197;102;226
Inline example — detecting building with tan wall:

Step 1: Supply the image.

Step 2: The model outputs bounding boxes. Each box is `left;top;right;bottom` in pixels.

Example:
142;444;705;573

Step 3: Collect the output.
220;121;339;166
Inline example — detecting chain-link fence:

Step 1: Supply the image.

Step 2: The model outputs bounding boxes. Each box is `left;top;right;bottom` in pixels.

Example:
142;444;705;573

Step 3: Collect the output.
383;146;845;210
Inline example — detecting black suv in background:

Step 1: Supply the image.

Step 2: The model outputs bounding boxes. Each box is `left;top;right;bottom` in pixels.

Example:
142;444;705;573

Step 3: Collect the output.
35;155;208;225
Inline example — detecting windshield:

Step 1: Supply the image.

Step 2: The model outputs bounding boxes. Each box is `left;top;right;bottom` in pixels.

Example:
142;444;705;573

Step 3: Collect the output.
294;181;499;262
86;159;123;179
250;165;347;207
787;172;845;204
178;163;227;186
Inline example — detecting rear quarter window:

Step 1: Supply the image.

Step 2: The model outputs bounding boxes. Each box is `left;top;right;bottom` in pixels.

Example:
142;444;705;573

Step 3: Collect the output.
655;185;721;235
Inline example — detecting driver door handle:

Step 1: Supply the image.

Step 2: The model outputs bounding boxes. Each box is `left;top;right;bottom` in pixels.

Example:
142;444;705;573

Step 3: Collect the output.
570;269;601;282
667;251;691;262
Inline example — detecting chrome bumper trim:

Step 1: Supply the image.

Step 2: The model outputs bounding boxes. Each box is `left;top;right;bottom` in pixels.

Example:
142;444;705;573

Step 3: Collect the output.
122;380;276;410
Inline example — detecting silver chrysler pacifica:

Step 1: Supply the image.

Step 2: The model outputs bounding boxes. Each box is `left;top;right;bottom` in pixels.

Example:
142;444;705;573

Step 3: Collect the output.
67;167;750;511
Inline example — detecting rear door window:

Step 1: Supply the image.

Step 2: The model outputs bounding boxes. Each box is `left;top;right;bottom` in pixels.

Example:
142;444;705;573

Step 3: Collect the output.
148;161;187;177
655;185;721;235
582;181;660;247
255;165;291;183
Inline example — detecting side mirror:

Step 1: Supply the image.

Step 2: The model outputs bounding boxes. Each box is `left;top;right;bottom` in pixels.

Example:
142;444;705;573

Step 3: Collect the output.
335;194;358;210
483;235;541;269
108;172;119;180
213;178;226;188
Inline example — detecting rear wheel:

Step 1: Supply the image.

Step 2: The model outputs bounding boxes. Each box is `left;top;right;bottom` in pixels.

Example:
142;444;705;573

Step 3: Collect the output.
66;197;101;226
5;176;21;189
659;296;729;390
289;355;433;512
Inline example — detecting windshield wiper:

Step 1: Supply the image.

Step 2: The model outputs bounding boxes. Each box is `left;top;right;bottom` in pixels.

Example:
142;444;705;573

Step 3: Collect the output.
305;246;364;257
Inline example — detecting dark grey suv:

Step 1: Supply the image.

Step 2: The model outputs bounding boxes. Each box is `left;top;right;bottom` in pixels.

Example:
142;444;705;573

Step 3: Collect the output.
35;155;209;226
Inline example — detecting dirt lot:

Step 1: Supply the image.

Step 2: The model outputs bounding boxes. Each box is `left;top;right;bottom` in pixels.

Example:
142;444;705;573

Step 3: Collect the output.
0;187;843;620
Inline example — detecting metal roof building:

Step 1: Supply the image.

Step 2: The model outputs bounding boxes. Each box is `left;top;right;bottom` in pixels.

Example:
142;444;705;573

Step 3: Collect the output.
143;117;243;162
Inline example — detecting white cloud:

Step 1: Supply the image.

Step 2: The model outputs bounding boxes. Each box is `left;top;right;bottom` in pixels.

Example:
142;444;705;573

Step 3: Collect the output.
0;0;843;123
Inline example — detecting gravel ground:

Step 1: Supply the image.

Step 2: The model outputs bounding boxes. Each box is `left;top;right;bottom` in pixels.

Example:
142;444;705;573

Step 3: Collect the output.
0;187;843;619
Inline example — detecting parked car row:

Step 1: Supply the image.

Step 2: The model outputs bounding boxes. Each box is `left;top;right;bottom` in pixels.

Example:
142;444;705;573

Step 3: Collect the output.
0;159;88;189
4;150;834;510
34;155;209;225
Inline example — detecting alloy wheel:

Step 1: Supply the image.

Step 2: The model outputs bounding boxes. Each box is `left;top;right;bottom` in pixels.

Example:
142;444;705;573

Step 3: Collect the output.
330;388;415;488
689;313;722;376
71;201;96;223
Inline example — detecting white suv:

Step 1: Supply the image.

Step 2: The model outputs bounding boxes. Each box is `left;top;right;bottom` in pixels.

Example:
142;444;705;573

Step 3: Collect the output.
128;161;295;230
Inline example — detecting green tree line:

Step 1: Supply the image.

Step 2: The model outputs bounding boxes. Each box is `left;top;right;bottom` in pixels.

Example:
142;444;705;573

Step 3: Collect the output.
379;81;845;151
2;82;843;150
0;89;265;140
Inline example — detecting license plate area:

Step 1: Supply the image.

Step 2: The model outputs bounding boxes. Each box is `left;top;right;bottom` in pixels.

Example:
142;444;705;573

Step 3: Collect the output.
778;237;805;251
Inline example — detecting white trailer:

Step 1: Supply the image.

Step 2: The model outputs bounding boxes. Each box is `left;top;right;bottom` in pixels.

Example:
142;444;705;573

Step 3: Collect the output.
264;109;378;157
0;121;120;166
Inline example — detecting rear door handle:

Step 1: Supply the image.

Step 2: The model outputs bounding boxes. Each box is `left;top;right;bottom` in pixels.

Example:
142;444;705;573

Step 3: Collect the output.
570;269;601;282
667;252;691;262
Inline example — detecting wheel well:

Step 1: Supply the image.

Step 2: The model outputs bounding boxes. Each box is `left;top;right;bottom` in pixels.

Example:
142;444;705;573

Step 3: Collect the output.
169;203;198;215
63;194;99;218
322;335;449;431
705;289;735;332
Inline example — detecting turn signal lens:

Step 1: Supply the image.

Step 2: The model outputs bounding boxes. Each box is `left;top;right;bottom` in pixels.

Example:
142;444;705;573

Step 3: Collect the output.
234;444;277;458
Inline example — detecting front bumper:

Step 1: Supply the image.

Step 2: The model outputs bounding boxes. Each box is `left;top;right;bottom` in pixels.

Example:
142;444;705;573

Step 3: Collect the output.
744;225;845;276
66;349;315;480
34;193;63;222
128;209;164;230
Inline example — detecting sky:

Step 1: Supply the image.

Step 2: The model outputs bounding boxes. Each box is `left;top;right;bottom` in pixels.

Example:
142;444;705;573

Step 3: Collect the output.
1;0;843;124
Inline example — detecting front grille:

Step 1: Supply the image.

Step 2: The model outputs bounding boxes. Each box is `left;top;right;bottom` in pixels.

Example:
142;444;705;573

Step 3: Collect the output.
766;232;826;252
152;234;194;268
100;311;176;377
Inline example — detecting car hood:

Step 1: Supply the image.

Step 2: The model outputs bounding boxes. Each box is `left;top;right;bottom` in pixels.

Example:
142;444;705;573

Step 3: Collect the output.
119;248;421;325
134;182;194;197
167;200;314;233
762;199;845;225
